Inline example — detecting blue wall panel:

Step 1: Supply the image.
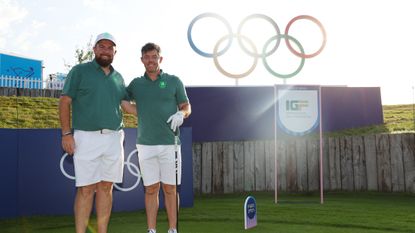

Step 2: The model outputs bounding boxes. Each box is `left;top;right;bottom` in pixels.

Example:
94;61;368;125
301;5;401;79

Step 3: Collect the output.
184;86;275;141
0;129;19;218
321;87;383;131
0;128;193;218
17;129;73;216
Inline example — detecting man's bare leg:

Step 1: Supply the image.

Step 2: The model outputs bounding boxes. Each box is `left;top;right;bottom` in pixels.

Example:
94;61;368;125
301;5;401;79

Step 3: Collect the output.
163;183;179;230
96;181;114;233
74;184;96;233
145;183;161;230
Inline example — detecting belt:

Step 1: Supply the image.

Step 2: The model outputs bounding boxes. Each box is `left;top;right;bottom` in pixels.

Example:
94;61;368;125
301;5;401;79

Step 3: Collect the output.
100;129;118;134
74;129;120;134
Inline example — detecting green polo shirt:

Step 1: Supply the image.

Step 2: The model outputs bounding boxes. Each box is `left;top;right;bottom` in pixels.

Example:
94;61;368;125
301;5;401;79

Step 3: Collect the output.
62;59;127;131
127;70;189;145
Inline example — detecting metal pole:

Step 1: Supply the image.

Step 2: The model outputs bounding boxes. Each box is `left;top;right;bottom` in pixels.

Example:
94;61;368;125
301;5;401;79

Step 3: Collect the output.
174;133;179;233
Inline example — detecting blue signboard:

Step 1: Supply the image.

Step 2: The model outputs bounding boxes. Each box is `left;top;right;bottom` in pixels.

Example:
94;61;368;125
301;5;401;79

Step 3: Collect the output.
0;128;193;218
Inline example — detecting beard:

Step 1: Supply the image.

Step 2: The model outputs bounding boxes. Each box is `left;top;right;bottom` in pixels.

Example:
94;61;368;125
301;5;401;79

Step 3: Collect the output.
95;55;113;67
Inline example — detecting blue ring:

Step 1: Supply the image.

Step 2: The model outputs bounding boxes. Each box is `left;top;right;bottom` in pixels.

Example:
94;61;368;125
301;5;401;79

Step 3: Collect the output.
187;13;233;58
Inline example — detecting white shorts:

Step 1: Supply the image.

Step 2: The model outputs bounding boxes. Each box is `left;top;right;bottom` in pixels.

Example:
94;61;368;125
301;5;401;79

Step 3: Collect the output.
73;129;124;187
136;144;182;186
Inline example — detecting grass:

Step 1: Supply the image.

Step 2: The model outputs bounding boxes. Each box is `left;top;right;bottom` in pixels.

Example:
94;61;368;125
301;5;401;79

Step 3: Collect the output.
327;104;415;137
1;192;415;233
0;96;137;129
383;104;415;132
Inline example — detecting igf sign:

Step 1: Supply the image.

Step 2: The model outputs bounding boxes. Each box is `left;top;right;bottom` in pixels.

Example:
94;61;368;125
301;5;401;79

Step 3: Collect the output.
286;100;309;111
276;86;320;136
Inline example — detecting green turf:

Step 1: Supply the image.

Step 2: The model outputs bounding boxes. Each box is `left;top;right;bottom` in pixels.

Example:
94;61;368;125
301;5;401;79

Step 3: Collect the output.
1;192;415;233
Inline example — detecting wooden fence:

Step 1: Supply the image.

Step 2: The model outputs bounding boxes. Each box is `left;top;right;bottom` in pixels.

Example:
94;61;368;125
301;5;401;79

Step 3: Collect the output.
192;133;415;194
0;87;62;98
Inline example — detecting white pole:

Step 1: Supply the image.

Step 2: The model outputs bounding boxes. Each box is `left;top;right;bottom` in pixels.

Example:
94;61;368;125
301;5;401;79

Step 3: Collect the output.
274;85;278;204
319;86;324;204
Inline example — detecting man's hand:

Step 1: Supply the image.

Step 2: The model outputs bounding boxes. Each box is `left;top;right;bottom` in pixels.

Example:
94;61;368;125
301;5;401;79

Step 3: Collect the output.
62;134;75;155
59;95;75;155
167;111;185;132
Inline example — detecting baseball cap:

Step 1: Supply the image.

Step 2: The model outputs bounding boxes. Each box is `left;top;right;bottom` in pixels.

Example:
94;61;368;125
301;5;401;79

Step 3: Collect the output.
94;32;116;46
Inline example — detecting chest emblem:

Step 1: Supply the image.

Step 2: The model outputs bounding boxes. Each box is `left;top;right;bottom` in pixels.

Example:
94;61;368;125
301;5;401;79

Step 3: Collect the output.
159;81;167;89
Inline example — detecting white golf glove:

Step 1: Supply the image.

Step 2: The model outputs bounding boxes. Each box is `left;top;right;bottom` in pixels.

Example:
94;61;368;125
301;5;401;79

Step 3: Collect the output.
167;111;185;132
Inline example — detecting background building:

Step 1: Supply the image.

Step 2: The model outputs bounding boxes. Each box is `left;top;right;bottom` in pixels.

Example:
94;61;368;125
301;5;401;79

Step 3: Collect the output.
0;52;43;89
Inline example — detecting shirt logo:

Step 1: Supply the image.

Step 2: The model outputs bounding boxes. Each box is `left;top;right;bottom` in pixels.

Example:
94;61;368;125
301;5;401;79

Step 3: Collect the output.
159;81;167;89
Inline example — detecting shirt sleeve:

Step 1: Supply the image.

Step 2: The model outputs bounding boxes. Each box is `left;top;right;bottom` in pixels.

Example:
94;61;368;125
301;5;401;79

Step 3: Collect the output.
61;65;80;99
119;74;129;101
126;79;134;101
175;77;189;105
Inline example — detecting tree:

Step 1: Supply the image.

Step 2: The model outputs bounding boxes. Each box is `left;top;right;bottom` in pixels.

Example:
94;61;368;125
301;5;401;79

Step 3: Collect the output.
64;36;94;71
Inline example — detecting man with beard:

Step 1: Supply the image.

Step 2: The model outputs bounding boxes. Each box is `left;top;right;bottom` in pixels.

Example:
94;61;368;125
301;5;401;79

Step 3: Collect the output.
59;32;135;233
127;42;191;233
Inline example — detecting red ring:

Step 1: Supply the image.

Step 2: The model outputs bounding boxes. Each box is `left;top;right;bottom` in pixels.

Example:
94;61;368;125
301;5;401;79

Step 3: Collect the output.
285;15;327;59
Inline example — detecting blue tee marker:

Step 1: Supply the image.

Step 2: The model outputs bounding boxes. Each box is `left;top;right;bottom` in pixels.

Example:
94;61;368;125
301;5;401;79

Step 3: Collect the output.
244;196;257;229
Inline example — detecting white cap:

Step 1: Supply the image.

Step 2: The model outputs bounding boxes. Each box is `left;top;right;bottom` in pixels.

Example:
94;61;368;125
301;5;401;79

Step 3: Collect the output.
94;32;116;46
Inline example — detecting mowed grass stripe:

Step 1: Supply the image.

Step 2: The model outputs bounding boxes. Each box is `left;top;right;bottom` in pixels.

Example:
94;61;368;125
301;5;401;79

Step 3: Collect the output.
1;192;415;233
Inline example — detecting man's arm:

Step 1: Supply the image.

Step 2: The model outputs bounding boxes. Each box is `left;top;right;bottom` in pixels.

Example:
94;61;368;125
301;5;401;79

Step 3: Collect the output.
121;100;137;116
179;102;191;118
59;95;75;155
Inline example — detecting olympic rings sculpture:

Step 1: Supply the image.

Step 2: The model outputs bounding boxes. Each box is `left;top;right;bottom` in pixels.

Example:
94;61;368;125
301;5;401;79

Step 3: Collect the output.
60;149;141;192
187;13;327;80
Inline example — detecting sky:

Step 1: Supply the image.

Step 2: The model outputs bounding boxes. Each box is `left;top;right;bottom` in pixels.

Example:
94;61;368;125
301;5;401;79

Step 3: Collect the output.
1;0;415;105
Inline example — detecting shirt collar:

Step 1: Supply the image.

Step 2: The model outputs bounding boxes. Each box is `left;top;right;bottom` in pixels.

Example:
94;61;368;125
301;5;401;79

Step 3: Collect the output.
144;69;164;81
92;59;114;73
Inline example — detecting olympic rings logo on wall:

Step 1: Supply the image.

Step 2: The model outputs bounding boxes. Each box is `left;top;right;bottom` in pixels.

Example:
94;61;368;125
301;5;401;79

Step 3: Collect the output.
60;149;141;192
187;13;327;80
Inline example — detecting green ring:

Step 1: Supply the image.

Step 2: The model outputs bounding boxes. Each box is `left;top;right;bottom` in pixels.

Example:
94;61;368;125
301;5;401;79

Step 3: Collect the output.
262;34;305;79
